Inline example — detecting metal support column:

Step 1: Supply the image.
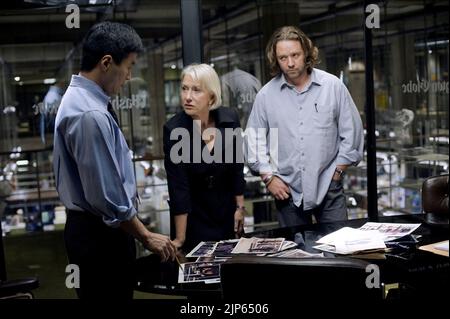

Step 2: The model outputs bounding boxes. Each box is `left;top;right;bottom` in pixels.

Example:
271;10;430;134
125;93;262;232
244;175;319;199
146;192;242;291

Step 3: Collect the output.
364;1;378;220
180;0;203;65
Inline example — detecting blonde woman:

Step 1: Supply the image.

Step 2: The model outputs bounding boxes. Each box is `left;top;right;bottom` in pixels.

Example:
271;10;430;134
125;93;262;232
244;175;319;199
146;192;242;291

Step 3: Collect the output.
163;63;246;251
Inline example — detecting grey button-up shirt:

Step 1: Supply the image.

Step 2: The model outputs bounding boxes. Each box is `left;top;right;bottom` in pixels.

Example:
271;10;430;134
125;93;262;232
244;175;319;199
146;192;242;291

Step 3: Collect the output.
53;75;137;227
245;68;364;209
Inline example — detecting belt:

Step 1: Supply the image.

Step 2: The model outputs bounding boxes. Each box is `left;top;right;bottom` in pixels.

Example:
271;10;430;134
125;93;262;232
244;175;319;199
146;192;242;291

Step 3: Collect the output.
66;209;102;222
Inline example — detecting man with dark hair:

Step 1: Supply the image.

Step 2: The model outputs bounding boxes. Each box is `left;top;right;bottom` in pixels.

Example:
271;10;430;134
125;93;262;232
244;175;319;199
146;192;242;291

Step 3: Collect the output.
53;21;176;299
246;26;364;227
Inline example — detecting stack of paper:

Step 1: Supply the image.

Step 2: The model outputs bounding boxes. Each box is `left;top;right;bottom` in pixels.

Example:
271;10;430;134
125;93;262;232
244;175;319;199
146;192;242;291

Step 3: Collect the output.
313;227;386;255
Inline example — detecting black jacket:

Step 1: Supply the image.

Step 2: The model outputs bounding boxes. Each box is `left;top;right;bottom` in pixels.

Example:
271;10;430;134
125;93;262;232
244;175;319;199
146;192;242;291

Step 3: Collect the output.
163;107;245;250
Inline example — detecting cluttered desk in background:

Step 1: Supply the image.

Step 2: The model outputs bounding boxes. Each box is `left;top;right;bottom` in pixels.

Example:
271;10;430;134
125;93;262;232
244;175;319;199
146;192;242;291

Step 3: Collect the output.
134;214;449;301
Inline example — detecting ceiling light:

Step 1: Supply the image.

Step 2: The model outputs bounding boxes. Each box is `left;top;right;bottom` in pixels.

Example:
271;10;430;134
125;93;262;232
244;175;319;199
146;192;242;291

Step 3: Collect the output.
44;78;56;84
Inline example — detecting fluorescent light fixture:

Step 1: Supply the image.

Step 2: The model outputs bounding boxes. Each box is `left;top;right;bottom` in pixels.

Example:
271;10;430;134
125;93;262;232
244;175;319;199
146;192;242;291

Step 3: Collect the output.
44;78;56;84
429;136;449;144
415;40;449;47
16;160;29;166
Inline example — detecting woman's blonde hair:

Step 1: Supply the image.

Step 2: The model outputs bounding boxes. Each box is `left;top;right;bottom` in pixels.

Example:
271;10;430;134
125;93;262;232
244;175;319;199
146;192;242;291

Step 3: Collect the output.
181;63;222;110
266;26;319;77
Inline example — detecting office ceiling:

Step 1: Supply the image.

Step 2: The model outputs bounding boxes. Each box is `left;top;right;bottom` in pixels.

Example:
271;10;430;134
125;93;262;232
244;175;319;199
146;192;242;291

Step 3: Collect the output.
0;0;448;85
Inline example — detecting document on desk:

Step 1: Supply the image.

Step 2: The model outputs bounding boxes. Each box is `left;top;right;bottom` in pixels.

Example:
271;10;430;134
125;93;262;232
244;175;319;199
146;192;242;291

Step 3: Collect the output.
419;240;449;257
314;227;386;255
358;222;421;242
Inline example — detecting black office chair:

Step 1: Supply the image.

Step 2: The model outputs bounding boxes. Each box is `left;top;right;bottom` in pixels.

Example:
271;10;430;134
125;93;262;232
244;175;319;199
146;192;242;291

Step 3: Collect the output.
220;256;383;302
0;220;39;299
422;174;449;225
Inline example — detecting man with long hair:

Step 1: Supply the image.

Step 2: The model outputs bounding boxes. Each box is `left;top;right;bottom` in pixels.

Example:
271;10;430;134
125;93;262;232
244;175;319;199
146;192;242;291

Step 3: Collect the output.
246;26;363;227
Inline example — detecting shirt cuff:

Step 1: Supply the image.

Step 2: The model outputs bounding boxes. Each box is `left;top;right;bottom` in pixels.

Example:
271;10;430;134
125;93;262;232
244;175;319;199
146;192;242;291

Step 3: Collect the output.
336;152;362;166
103;206;137;228
258;163;273;175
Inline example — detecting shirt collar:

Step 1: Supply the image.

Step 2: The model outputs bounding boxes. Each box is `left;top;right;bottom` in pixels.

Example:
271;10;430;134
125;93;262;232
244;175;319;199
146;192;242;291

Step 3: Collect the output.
310;69;322;86
70;74;110;107
278;68;323;90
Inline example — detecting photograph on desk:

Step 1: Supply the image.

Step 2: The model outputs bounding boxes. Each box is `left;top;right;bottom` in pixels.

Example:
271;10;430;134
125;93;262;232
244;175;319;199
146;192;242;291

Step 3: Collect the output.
358;222;422;241
213;239;239;257
185;241;218;258
185;239;240;258
178;261;223;284
231;237;285;254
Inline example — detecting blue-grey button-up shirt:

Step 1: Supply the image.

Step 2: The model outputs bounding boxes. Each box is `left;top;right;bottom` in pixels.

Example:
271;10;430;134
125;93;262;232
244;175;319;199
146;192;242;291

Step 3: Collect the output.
245;68;364;209
53;75;137;227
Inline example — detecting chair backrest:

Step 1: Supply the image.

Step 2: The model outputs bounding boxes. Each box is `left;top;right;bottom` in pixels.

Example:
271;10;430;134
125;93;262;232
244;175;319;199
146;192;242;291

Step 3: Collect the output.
0;219;39;299
220;256;382;302
422;174;449;224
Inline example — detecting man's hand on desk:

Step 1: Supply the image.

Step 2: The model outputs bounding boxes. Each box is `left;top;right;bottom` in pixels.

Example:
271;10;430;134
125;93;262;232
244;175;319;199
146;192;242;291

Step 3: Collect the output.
143;232;177;262
266;176;290;200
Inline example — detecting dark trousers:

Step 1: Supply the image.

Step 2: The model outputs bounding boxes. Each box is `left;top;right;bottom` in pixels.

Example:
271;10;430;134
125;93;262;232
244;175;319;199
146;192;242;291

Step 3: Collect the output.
64;209;136;299
275;179;348;227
